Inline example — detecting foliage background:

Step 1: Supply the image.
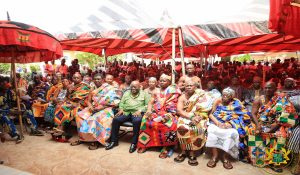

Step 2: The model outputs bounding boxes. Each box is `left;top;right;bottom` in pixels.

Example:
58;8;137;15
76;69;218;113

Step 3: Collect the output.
76;52;125;69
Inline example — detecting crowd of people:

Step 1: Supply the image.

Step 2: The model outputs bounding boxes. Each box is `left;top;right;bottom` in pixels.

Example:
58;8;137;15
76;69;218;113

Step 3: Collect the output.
0;57;299;174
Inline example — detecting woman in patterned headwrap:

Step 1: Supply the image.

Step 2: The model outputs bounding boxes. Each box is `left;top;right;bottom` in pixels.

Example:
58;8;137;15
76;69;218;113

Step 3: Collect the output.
137;74;181;158
206;87;251;169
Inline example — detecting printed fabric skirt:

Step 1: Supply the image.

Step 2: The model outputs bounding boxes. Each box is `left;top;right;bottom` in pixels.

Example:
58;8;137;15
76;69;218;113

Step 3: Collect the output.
54;102;80;126
137;113;177;149
44;105;55;123
248;126;292;168
177;117;207;151
76;107;114;146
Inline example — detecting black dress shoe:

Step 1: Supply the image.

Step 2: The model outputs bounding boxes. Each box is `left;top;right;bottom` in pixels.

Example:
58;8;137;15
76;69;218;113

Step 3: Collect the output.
129;144;137;153
105;142;118;150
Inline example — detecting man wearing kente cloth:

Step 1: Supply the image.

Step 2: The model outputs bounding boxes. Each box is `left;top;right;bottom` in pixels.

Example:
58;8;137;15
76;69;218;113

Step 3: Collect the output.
137;74;181;158
178;64;202;89
248;82;298;173
243;76;264;112
76;74;120;149
53;72;90;140
174;80;213;166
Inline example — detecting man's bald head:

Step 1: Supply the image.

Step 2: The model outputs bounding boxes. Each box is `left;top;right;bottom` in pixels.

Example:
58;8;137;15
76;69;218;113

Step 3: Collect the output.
185;80;197;95
264;81;277;97
186;64;195;76
130;80;140;95
105;74;114;85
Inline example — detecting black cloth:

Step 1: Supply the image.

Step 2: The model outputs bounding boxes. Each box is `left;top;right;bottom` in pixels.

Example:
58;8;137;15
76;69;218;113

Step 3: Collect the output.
110;113;143;144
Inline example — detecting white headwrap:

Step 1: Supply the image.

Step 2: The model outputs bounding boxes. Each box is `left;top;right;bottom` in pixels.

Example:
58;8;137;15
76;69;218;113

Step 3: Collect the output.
222;87;235;97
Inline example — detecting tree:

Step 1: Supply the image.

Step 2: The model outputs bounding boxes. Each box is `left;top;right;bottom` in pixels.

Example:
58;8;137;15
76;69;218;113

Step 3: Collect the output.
0;63;11;74
75;52;125;69
232;54;251;62
29;64;41;72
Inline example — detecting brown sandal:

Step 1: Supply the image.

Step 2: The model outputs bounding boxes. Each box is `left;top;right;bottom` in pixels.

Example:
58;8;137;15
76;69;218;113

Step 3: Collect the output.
174;154;187;163
88;142;99;150
223;160;233;169
207;159;217;168
137;148;147;154
70;140;82;146
188;156;198;166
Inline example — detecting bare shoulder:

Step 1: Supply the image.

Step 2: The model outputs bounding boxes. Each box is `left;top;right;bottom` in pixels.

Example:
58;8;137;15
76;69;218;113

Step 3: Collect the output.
178;93;187;101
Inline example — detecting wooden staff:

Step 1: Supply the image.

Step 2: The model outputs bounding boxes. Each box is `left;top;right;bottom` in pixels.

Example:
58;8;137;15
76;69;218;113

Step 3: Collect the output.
11;51;24;136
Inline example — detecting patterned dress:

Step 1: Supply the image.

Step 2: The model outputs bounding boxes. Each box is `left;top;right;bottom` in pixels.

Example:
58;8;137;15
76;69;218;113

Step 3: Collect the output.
177;89;213;151
248;93;298;168
138;85;181;149
54;82;90;126
206;99;251;159
77;83;120;145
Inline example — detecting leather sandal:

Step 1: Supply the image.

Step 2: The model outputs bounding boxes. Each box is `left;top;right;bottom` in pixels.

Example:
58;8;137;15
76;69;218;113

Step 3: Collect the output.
174;154;187;163
88;142;99;150
70;140;82;146
207;159;217;168
137;148;147;154
223;160;233;169
188;156;198;166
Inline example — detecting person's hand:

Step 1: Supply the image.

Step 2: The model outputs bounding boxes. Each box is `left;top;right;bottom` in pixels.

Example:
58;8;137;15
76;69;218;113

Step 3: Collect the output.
190;116;202;126
88;105;94;112
145;110;152;120
255;124;262;134
225;123;232;129
217;122;226;129
69;103;79;109
115;109;124;117
68;85;75;92
52;99;58;105
161;115;170;123
132;111;141;117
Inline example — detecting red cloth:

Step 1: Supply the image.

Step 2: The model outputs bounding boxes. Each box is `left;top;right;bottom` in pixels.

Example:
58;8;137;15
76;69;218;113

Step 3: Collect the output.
269;0;300;37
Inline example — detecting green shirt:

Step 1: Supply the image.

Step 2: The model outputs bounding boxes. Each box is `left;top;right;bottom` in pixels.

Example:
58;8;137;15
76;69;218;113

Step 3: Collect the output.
119;90;150;115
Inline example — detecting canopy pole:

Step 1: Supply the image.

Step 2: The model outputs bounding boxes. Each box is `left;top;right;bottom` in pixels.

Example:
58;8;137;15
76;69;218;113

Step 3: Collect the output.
102;49;107;67
171;28;176;84
204;57;208;76
11;51;24;137
262;65;266;88
178;27;185;76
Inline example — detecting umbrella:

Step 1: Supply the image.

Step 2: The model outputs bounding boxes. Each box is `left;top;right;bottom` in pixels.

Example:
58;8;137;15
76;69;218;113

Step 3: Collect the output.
0;16;63;136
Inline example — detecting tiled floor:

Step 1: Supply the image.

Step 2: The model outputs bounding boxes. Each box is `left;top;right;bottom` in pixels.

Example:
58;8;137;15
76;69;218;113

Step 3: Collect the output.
0;133;293;175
